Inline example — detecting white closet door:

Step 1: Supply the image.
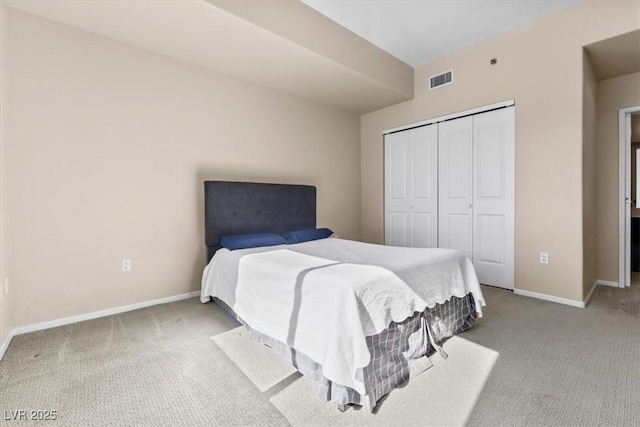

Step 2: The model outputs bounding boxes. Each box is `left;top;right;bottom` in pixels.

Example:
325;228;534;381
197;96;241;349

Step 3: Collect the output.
438;116;473;257
385;131;410;246
384;124;438;247
410;126;439;247
472;107;515;289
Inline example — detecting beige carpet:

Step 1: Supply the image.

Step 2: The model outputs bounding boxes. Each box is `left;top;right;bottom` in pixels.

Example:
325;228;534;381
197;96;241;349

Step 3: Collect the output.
1;285;639;426
269;336;498;426
214;326;498;425
631;272;640;288
0;299;289;426
213;326;297;392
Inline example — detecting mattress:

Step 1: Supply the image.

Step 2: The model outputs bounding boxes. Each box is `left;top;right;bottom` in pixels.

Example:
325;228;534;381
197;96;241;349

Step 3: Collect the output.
202;238;484;312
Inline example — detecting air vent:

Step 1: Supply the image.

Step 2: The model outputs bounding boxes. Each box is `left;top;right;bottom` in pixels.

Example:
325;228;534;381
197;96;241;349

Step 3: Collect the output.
429;70;453;90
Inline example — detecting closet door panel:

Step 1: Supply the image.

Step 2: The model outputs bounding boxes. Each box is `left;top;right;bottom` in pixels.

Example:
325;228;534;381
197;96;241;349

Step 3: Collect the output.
438;116;473;257
413;138;431;199
410;125;438;248
446;134;471;199
385;131;411;246
445;213;472;256
476;214;505;264
476;124;504;198
473;107;515;289
385;124;438;248
412;212;431;248
390;142;408;200
388;211;408;247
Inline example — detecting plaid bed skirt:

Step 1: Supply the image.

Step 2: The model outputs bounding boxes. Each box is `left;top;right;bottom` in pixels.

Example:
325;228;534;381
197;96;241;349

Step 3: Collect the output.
212;294;476;410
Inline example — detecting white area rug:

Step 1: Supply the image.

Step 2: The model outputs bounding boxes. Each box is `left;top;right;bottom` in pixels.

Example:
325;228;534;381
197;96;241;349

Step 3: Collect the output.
212;326;297;392
215;326;498;426
270;336;498;426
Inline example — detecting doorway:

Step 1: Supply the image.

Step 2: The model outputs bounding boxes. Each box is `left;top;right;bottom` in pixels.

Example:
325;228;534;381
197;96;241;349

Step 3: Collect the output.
619;107;640;288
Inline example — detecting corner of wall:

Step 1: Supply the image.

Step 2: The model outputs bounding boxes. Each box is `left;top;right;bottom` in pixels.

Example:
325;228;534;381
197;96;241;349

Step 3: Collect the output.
581;49;598;300
0;0;13;357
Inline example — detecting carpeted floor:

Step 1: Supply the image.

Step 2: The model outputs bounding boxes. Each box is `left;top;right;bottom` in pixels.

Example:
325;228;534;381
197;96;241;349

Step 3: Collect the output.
1;285;639;426
630;272;640;288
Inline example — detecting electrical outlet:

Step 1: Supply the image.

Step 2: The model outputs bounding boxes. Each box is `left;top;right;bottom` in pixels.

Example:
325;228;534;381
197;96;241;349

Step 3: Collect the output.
3;277;8;294
540;252;549;264
121;259;131;272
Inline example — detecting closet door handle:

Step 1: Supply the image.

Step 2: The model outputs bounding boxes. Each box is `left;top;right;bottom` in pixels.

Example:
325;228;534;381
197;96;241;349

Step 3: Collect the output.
468;203;473;208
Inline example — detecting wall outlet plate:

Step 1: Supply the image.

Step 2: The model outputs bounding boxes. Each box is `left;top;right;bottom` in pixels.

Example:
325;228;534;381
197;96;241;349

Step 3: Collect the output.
540;252;549;264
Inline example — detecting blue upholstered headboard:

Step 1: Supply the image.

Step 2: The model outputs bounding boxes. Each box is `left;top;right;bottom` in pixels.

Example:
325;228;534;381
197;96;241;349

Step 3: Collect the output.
204;181;316;262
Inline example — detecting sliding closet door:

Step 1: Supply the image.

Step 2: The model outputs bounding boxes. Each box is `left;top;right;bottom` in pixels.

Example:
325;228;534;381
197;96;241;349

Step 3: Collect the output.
472;107;515;289
384;124;438;247
438;116;473;257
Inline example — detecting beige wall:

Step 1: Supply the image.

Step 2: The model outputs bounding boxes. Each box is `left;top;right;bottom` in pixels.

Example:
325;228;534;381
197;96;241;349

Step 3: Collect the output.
6;9;361;328
596;72;640;282
582;52;598;296
0;0;11;347
211;0;414;100
361;0;640;302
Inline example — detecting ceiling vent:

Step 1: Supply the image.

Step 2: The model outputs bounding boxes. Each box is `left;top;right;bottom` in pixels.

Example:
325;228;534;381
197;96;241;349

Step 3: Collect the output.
429;70;453;90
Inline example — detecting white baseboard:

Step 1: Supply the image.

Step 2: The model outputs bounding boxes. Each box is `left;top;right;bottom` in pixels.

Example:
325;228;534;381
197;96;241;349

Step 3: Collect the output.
513;288;586;308
514;279;619;309
0;331;13;361
0;290;200;361
596;279;619;288
583;281;598;307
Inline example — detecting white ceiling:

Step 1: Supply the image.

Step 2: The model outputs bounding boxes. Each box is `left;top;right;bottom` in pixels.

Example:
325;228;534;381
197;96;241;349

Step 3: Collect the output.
303;0;582;67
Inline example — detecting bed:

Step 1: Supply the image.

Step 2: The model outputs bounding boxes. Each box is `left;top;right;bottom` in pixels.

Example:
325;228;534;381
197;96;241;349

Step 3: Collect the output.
201;180;485;411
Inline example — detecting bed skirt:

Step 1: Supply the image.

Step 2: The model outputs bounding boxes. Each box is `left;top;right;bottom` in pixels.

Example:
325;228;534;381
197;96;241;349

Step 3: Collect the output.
212;294;476;410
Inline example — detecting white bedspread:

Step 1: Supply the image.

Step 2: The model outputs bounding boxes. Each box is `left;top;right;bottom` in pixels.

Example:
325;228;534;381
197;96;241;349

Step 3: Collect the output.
201;238;485;395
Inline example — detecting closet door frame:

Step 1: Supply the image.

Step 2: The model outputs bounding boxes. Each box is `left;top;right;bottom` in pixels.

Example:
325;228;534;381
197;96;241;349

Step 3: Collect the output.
383;100;516;289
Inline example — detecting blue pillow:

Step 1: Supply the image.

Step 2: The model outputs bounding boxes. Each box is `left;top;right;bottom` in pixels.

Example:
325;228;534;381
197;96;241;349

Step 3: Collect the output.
219;233;287;250
281;228;333;244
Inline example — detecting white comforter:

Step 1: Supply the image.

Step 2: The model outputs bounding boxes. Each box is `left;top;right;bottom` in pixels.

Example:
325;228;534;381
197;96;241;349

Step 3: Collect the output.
201;238;484;395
